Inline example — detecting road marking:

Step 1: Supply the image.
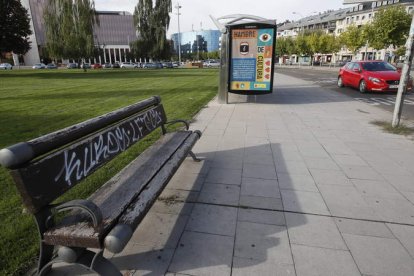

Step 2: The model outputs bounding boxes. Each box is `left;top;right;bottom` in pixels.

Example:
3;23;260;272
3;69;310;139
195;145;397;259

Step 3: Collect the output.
370;98;394;105
401;98;414;105
354;97;414;106
354;98;380;105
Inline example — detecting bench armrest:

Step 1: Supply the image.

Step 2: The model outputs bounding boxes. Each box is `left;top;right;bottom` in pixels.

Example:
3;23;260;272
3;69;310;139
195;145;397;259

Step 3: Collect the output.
165;120;189;130
54;199;103;228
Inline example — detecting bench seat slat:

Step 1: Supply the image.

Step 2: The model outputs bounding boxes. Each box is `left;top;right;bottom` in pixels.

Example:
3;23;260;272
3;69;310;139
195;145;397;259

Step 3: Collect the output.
43;131;193;248
118;132;200;228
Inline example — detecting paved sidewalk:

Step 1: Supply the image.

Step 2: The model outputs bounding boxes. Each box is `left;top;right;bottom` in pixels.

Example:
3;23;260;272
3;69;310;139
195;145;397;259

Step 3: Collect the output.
53;73;414;275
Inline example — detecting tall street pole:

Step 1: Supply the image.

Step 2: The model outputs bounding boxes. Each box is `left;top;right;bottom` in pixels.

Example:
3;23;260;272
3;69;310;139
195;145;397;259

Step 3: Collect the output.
175;3;182;65
392;14;414;127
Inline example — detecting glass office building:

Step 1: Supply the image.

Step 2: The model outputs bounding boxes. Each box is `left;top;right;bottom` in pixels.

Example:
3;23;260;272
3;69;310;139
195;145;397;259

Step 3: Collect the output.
171;30;221;55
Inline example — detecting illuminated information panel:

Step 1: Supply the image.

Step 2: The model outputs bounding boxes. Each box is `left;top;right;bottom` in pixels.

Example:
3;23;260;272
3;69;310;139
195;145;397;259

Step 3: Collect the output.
228;22;276;95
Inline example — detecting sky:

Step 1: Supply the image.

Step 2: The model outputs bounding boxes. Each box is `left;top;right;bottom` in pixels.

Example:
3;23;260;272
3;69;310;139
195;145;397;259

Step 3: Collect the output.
94;0;350;36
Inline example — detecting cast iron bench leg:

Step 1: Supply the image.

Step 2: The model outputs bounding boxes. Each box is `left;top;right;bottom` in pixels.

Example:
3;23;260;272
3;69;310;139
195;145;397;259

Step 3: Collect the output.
39;250;121;276
188;150;201;162
35;211;55;275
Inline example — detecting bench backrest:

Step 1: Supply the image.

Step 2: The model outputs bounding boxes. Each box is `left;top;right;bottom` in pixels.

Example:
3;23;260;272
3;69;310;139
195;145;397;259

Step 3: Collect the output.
0;96;167;214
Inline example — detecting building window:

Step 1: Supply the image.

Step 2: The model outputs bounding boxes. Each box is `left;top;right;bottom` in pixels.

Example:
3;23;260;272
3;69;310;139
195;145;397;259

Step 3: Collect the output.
356;16;359;21
362;16;365;20
372;2;377;8
382;1;387;5
358;4;363;11
394;0;399;3
377;1;382;7
346;17;350;24
388;0;393;4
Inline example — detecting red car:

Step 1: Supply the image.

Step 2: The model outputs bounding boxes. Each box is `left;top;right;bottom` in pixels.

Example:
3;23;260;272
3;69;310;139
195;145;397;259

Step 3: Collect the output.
92;63;102;69
337;60;412;93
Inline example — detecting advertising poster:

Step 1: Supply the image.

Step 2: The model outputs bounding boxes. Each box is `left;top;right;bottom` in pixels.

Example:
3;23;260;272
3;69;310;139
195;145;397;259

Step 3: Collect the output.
228;24;276;94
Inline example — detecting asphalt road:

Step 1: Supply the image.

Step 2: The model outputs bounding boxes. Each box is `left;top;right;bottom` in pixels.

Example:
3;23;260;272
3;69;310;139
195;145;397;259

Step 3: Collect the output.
276;67;414;121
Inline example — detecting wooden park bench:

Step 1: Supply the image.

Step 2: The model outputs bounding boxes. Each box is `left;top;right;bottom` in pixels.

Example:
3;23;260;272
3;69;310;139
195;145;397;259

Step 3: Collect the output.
0;96;202;275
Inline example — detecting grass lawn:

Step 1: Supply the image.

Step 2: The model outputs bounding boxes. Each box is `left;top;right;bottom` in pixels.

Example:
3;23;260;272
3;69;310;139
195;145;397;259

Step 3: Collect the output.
0;68;218;275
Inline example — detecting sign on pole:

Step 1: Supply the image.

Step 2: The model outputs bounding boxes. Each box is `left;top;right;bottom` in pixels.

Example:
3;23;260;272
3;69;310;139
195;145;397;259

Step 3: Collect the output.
228;22;276;95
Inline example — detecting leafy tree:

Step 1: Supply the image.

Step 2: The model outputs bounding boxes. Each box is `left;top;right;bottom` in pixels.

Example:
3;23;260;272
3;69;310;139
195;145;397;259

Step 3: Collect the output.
197;51;219;61
319;33;341;59
132;0;172;60
285;37;296;56
295;33;310;57
394;46;406;60
368;6;411;50
0;0;32;56
340;24;365;54
276;37;296;63
275;37;288;57
206;50;220;60
130;39;151;60
43;0;98;62
306;31;325;64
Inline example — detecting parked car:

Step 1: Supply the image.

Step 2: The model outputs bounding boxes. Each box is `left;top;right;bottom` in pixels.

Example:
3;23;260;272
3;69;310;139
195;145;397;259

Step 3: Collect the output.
46;63;57;69
92;63;102;69
312;60;321;66
337;60;413;93
142;62;163;69
80;63;91;69
142;62;156;69
0;63;13;70
32;63;46;69
102;63;112;68
162;62;173;68
154;62;163;69
67;63;78;69
172;62;179;68
120;62;137;69
112;62;120;68
337;59;351;67
203;60;220;68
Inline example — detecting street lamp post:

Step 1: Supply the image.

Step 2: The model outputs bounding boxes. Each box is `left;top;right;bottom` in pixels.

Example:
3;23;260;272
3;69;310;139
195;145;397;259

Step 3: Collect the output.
175;3;182;65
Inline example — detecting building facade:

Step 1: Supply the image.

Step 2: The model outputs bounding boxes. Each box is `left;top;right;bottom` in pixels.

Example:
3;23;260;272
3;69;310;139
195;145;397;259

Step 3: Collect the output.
276;0;414;64
19;0;137;65
170;30;221;58
337;0;414;61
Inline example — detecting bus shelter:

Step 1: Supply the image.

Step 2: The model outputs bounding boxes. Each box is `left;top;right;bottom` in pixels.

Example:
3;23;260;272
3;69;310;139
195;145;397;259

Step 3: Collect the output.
211;14;277;103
